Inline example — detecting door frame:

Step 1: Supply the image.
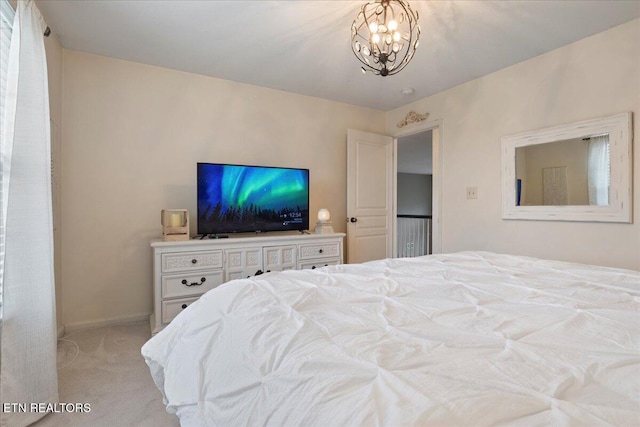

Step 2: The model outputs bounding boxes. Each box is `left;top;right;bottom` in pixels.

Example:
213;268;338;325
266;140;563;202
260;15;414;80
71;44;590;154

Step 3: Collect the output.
392;118;443;255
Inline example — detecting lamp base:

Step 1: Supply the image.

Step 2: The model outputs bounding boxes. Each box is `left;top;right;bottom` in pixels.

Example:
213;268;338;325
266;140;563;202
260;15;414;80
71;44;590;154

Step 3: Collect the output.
314;221;334;234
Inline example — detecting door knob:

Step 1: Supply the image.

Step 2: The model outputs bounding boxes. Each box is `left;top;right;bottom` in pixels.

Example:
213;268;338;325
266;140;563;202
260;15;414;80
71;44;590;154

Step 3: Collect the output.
350;217;358;223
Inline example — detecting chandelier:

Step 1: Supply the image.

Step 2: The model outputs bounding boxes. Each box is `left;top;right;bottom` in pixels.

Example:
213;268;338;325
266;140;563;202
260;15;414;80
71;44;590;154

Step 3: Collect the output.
351;0;420;76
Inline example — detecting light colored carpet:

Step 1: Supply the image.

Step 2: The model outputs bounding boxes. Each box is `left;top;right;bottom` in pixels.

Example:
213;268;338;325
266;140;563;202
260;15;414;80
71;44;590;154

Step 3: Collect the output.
32;323;180;427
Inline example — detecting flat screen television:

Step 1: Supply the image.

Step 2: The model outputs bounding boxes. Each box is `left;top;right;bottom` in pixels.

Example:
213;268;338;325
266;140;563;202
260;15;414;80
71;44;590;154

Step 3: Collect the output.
197;163;310;236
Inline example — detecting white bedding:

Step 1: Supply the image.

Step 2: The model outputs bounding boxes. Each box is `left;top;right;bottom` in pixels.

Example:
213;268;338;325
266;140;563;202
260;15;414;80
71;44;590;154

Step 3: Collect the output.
142;251;640;426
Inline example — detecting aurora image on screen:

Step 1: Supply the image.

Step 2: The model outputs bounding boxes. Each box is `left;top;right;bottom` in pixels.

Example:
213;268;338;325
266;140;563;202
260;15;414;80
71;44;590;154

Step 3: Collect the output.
197;163;309;235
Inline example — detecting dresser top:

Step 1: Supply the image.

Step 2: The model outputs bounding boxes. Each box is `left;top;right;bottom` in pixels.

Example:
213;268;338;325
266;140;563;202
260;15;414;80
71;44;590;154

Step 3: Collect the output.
151;232;345;249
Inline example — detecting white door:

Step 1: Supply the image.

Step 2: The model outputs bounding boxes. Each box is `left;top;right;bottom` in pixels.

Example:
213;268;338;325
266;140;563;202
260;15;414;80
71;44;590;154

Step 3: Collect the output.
347;129;394;264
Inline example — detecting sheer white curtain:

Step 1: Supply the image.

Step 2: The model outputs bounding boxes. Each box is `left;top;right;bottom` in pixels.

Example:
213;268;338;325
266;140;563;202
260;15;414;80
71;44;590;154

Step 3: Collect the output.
0;1;58;425
0;0;15;316
587;135;610;206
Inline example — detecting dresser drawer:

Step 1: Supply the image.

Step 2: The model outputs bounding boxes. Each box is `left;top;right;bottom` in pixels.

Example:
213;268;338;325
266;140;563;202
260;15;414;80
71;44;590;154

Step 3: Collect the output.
299;257;341;270
161;250;223;273
151;234;345;335
298;241;340;260
161;270;223;299
162;297;199;324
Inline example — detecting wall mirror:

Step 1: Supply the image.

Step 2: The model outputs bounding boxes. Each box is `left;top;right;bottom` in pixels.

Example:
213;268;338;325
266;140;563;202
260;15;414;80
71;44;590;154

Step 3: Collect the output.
502;112;632;222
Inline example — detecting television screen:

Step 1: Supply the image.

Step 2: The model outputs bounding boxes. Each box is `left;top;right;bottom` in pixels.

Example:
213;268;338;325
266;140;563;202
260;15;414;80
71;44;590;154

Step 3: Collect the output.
197;163;309;236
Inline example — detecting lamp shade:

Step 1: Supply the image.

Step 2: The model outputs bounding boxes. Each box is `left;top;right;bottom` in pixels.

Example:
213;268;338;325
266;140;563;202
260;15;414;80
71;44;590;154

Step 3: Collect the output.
317;209;331;222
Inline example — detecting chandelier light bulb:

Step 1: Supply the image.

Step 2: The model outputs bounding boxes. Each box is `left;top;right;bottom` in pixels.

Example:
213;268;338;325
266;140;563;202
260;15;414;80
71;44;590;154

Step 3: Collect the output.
351;0;420;77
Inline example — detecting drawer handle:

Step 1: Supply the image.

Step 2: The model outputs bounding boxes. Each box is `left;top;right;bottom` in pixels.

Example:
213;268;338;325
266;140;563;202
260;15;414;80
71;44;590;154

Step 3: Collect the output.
181;277;206;287
319;249;323;254
191;259;198;264
181;304;188;309
253;270;271;276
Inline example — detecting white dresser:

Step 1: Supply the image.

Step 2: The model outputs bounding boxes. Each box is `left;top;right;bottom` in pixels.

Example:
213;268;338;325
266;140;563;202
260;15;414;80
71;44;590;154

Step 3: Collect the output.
150;233;345;334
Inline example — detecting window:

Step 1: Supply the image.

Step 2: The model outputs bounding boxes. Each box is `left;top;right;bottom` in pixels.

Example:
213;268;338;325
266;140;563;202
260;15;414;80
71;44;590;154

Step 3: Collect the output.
587;135;610;206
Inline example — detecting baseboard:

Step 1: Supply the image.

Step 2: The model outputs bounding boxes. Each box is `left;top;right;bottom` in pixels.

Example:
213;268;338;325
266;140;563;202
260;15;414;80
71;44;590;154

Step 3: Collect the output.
63;312;150;335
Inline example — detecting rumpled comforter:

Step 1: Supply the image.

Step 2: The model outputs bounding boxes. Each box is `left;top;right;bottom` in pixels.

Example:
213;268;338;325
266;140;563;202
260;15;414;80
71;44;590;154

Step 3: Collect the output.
142;251;640;426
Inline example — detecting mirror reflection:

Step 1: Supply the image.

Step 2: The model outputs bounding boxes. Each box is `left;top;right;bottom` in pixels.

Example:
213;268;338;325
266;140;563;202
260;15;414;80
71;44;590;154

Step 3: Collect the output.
515;134;610;207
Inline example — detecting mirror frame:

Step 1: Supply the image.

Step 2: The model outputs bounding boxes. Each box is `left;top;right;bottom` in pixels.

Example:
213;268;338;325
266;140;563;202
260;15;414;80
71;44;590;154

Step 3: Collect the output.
502;112;632;223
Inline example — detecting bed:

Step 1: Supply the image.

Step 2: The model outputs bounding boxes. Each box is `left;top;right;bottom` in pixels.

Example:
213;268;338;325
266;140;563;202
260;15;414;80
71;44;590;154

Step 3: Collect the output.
142;251;640;426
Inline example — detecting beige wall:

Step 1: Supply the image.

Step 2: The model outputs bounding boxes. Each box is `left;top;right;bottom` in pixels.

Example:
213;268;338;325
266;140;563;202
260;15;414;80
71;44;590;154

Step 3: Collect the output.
397;173;432;215
61;51;384;328
57;18;639;329
386;19;640;270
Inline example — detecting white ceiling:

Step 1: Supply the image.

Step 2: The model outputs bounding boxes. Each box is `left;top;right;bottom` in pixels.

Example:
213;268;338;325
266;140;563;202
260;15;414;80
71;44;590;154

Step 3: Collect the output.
36;1;639;111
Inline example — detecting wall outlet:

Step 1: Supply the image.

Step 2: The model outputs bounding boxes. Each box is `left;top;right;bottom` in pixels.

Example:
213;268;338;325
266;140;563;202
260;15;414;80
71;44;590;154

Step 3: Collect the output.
466;187;478;199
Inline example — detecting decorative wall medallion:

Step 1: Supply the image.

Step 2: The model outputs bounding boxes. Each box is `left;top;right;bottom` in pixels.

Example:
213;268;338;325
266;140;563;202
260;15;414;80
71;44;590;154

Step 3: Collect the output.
397;111;430;128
